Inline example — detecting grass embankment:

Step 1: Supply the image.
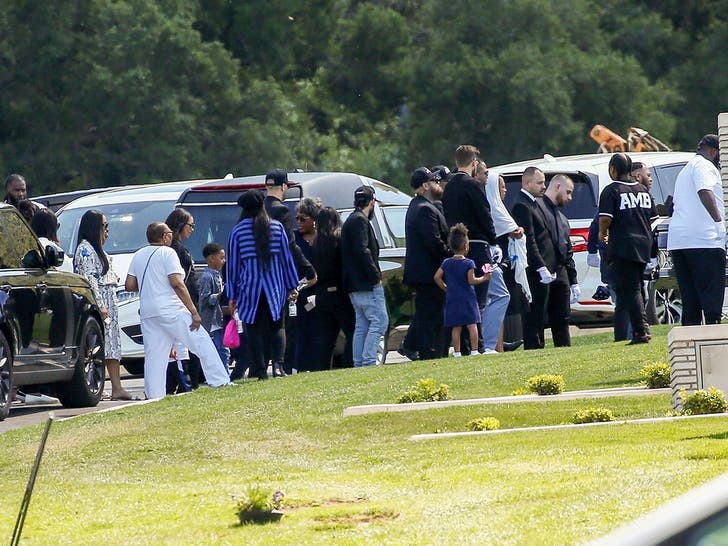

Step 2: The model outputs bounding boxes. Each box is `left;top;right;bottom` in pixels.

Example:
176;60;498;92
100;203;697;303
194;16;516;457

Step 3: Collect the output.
2;325;728;545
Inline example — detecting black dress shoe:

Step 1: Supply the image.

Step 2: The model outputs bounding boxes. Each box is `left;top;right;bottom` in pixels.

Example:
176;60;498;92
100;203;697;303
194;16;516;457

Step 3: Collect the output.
627;334;650;345
503;339;523;352
397;343;419;361
272;363;286;377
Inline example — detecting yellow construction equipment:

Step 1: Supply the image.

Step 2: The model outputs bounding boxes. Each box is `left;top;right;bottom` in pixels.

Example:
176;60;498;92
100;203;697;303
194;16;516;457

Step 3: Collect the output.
589;125;671;153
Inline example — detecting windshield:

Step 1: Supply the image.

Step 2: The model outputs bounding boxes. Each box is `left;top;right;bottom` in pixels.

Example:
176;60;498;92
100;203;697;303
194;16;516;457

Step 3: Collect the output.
57;200;177;255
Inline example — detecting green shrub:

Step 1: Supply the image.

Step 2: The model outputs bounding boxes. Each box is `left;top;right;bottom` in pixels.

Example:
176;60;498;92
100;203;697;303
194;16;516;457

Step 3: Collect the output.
397;378;450;403
466;417;500;431
572;407;615;424
233;484;285;513
526;374;565;395
681;387;728;415
640;361;671;389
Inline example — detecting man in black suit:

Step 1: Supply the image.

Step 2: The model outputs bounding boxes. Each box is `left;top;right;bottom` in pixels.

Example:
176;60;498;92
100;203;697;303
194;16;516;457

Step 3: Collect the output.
442;145;497;353
341;185;389;367
511;169;578;349
403;167;450;360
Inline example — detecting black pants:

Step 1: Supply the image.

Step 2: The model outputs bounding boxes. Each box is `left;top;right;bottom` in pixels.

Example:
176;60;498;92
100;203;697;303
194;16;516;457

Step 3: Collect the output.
314;288;355;370
294;290;319;372
523;267;571;350
408;283;446;359
245;294;285;380
671;248;726;326
610;258;647;338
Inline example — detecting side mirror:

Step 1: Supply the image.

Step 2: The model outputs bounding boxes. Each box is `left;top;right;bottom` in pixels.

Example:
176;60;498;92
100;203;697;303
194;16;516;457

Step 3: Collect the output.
44;245;65;268
21;249;44;269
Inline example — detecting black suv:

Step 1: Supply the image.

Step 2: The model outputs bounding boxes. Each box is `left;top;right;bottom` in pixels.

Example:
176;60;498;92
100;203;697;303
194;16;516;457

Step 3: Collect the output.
0;204;105;420
176;172;413;363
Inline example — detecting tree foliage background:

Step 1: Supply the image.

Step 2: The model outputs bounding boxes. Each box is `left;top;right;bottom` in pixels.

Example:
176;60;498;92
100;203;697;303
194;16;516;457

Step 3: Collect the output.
0;0;726;193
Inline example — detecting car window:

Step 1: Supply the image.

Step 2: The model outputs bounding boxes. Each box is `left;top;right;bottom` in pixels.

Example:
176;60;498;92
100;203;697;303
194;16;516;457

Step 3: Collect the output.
0;209;42;268
57;200;177;255
653;163;686;215
182;204;240;262
380;206;407;248
502;173;597;221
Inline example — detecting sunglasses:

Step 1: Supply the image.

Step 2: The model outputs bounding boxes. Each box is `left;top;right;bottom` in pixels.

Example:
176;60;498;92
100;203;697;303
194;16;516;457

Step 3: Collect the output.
295;215;312;222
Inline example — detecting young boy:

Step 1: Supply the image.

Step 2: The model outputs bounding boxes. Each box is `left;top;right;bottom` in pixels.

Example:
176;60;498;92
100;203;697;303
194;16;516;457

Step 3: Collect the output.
198;243;230;373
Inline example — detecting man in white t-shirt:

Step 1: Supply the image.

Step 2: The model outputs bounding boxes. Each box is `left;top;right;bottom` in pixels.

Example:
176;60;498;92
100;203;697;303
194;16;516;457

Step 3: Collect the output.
125;222;231;399
667;134;725;325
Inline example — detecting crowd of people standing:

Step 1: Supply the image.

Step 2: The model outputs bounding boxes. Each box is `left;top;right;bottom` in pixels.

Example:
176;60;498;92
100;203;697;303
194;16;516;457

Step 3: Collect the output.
3;132;724;400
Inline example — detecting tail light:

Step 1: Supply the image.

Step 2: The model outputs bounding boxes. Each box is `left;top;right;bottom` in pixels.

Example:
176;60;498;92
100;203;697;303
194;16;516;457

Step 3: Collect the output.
570;227;590;253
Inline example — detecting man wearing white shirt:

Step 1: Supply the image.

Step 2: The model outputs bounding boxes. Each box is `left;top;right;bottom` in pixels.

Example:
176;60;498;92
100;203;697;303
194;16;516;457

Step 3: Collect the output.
667;134;725;326
125;222;231;399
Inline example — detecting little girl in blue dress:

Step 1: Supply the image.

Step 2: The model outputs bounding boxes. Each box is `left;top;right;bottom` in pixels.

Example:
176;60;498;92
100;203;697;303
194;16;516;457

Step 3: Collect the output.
434;223;491;357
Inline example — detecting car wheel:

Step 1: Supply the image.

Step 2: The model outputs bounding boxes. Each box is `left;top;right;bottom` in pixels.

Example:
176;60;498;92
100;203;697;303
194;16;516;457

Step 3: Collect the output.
650;287;682;325
0;331;12;421
122;358;144;376
55;317;105;408
376;330;389;366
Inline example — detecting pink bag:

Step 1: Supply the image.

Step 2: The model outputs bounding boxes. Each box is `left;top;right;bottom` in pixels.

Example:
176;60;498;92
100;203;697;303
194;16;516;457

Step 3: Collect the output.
223;319;240;349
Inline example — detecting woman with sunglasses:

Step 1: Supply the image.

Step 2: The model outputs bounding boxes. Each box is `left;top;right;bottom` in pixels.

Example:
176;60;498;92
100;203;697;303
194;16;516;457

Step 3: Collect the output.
164;208;206;390
74;209;133;400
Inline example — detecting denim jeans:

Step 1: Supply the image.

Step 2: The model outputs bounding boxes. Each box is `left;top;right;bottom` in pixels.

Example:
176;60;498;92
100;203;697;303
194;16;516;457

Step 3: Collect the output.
349;284;389;367
211;328;230;374
480;266;510;350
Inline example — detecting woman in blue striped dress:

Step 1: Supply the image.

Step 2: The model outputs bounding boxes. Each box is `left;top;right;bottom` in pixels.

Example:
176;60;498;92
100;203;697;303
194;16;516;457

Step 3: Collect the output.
226;190;299;380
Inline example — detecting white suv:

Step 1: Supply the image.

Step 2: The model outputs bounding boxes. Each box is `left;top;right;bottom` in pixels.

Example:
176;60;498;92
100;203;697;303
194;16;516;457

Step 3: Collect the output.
490;151;695;325
56;180;208;374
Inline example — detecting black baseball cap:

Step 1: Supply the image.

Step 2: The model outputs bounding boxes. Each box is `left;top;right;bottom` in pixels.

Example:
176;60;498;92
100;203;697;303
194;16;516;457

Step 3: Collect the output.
265;169;288;186
354;185;375;205
431;165;451;182
698;134;720;150
410;167;436;189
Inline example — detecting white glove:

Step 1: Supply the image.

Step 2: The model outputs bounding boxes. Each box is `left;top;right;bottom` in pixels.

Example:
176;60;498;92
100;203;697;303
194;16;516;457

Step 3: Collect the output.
570;284;581;304
586;253;600;268
645;257;659;271
537;266;555;285
490;245;503;263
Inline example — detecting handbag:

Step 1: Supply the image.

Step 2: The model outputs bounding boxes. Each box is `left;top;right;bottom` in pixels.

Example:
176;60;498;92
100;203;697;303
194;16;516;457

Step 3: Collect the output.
223;319;240;349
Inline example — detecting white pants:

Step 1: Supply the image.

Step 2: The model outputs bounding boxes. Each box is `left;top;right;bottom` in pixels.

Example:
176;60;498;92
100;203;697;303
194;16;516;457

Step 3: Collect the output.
140;312;230;399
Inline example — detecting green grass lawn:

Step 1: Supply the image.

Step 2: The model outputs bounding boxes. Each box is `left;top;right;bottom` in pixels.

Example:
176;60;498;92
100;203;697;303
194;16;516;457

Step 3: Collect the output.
2;325;728;545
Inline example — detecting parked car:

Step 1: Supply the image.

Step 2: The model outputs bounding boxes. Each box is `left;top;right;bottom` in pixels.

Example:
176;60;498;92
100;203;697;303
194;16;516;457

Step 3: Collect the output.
490;151;695;326
589;469;728;546
0;203;105;420
56;180;207;375
176;171;413;365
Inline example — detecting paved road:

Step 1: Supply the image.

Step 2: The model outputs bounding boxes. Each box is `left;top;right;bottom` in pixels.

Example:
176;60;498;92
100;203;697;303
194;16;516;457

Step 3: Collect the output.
1;326;609;435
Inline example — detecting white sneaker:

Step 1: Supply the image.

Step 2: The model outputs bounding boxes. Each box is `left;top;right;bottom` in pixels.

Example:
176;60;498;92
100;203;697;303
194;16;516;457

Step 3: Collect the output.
23;393;61;406
479;349;501;355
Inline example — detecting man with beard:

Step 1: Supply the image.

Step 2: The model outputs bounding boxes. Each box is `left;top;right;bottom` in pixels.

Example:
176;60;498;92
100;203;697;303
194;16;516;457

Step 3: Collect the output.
442;145;497;354
4;174;44;209
512;169;577;349
342;185;388;367
402;167;450;360
667;134;725;325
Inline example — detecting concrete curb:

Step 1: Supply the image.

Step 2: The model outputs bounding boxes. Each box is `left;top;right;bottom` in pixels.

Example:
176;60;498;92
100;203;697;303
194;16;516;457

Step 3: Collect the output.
409;411;728;441
342;387;670;417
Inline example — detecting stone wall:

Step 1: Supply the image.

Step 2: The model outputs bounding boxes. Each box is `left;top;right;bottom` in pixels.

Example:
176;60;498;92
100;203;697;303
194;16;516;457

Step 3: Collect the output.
668;324;728;412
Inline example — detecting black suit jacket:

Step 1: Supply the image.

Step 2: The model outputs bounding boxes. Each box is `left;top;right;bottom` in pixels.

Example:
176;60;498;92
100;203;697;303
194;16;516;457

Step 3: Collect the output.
264;195;315;280
538;196;577;285
341;209;381;292
441;172;497;245
403;195;450;286
510;191;577;284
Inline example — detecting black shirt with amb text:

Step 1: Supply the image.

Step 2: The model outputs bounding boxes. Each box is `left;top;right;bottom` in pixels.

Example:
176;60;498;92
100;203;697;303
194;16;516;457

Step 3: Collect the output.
598;181;657;264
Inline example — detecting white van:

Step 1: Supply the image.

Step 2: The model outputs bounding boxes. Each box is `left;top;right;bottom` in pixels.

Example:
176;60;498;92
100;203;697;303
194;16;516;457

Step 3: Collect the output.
57;181;208;374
